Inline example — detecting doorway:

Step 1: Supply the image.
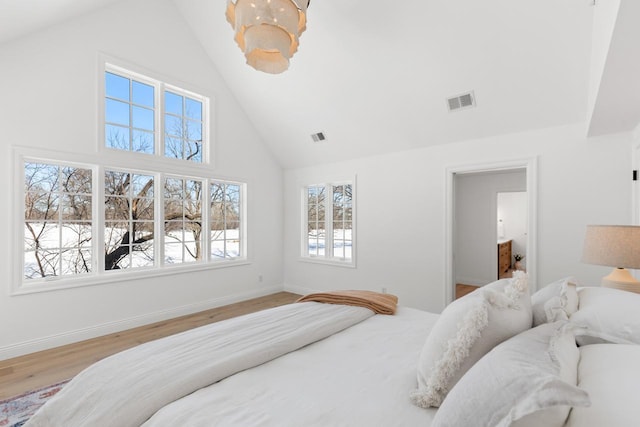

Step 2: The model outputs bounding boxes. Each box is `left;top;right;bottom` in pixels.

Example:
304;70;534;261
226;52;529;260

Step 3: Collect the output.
445;158;537;305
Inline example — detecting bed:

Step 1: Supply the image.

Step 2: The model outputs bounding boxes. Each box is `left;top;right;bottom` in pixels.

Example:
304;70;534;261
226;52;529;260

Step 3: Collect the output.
24;279;640;426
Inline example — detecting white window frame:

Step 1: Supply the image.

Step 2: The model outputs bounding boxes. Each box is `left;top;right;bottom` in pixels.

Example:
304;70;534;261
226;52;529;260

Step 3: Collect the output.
300;178;356;267
98;57;211;169
12;146;248;296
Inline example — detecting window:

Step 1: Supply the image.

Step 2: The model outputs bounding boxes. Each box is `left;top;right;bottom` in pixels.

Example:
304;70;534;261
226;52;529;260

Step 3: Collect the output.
104;170;155;270
210;182;242;259
19;156;247;291
104;65;208;164
164;177;203;264
164;91;203;162
105;72;155;154
24;162;93;279
303;181;354;265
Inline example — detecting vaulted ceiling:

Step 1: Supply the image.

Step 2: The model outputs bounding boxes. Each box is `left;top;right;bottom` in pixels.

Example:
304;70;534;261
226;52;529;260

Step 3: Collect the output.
1;0;639;168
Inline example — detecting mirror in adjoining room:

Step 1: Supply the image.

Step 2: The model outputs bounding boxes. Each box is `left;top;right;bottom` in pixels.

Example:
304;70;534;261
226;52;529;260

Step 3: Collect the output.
497;191;528;279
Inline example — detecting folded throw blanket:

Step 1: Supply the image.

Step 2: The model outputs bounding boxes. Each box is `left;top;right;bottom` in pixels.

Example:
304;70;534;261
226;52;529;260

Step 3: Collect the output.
297;290;398;315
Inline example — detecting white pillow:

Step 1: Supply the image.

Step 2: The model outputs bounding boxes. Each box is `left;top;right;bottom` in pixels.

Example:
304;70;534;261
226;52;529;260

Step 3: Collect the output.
410;272;532;408
571;286;640;345
565;344;640;427
531;277;579;326
432;322;590;427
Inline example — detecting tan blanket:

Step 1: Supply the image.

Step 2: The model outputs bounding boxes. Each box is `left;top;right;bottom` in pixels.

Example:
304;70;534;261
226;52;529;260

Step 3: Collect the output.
297;290;398;315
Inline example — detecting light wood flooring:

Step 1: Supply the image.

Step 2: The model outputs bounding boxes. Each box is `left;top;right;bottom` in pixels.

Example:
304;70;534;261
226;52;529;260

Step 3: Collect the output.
455;283;480;299
0;291;300;400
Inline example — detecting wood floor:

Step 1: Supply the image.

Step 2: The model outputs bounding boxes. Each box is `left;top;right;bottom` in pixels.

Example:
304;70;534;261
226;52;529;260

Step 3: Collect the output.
455;283;480;299
0;291;300;400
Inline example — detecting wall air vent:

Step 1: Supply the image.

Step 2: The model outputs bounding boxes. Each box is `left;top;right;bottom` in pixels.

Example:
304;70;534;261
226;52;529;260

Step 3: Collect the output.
447;91;476;112
311;132;326;142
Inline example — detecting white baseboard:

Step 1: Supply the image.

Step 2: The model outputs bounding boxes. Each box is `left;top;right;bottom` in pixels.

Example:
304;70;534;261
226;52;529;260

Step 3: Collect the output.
0;285;284;361
283;283;318;296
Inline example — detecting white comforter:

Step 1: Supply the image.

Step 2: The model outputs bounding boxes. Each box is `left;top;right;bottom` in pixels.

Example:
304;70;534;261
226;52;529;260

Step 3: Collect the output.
26;302;374;427
142;306;439;426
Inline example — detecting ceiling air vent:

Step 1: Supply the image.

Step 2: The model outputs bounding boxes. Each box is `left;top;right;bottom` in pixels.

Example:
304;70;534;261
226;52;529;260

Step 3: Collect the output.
447;91;476;112
311;132;326;142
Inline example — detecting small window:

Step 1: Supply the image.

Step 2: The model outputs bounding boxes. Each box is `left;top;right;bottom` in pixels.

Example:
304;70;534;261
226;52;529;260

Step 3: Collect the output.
105;72;155;154
302;181;355;265
164;91;204;162
103;64;209;164
24;162;93;279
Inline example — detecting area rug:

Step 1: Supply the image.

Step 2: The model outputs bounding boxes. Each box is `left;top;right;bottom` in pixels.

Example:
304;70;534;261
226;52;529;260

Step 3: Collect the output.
0;380;69;427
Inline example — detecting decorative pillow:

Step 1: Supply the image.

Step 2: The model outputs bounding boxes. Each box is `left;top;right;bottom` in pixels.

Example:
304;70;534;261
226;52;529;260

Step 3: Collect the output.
432;322;590;427
410;271;532;408
531;277;579;326
565;344;640;427
571;286;640;346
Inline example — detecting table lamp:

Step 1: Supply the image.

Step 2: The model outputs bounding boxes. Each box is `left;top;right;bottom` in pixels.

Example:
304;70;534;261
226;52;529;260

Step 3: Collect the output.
582;225;640;292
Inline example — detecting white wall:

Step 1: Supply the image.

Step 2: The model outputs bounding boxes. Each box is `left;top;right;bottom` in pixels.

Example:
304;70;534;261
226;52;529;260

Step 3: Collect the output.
0;0;283;359
454;171;526;286
283;124;633;314
587;0;620;128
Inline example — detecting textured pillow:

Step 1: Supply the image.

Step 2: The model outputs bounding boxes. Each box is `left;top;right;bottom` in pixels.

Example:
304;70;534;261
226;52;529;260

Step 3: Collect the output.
571;286;640;345
531;277;579;326
432;322;590;427
410;272;532;408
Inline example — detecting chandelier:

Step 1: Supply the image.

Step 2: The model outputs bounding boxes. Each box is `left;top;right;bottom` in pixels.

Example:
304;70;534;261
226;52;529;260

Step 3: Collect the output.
225;0;309;74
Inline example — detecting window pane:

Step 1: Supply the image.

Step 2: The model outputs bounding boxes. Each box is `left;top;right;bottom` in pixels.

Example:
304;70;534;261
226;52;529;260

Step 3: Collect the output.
184;141;202;163
62;167;92;194
132;81;154;107
132;174;154;197
25;163;59;193
105;124;130;150
105;99;130;126
132;130;154;154
62;194;92;220
164;242;183;264
105;171;129;196
185;97;202;120
105;72;130;101
165;92;183;115
186;119;202;141
165;137;182;159
165;114;183;137
132;106;154;131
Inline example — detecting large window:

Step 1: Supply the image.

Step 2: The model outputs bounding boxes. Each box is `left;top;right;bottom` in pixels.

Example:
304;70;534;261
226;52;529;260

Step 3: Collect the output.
104;64;208;164
15;62;240;293
19;158;246;290
303;181;354;265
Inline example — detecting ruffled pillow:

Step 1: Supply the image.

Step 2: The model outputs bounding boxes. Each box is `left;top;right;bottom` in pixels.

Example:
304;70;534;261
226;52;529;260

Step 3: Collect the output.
411;271;532;408
432;321;590;427
531;277;579;326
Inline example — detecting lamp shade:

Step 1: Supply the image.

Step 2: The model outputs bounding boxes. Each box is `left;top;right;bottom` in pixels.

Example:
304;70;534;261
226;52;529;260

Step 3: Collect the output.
226;0;309;74
582;225;640;269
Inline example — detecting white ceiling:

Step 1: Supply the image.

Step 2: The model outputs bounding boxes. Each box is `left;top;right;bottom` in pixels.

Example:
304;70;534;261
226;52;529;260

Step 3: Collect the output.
173;0;594;168
1;0;636;169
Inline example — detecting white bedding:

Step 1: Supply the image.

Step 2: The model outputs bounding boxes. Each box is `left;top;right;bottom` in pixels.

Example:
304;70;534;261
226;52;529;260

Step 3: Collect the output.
26;302;375;427
142;307;439;426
